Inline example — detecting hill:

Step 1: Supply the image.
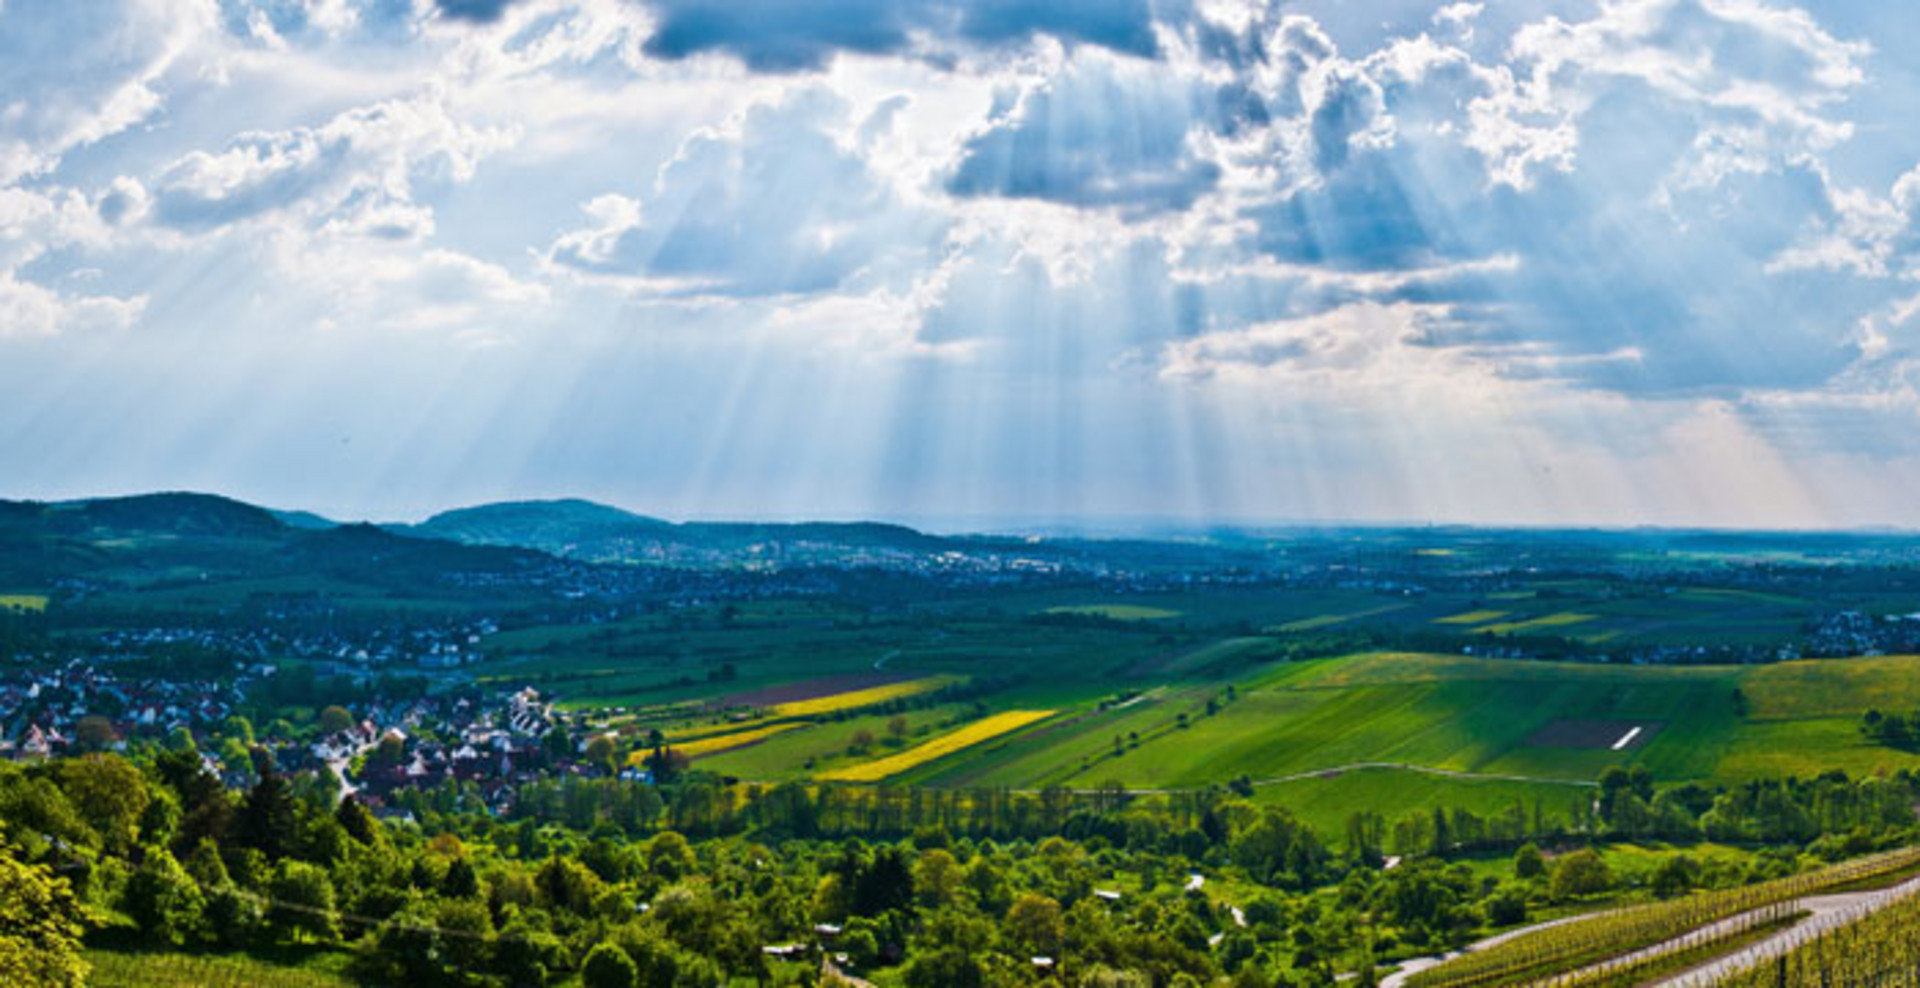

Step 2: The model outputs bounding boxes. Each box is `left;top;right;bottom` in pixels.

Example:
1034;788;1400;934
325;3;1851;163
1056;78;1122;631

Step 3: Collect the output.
404;498;961;567
0;493;574;602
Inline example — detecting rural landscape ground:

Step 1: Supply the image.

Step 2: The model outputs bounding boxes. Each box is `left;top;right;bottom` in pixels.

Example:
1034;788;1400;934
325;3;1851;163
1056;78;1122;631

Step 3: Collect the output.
10;495;1920;985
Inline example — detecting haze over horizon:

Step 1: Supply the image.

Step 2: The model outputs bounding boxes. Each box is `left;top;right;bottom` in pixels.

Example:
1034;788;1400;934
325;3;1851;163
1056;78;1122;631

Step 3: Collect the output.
7;1;1920;528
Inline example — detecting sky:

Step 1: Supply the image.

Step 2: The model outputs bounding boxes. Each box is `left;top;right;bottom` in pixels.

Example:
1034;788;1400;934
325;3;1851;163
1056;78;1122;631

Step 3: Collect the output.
4;0;1920;529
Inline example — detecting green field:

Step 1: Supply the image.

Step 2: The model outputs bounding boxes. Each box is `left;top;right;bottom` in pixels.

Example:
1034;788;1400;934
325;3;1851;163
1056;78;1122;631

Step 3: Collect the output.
664;645;1920;799
1044;603;1183;621
85;947;355;987
441;568;1920;801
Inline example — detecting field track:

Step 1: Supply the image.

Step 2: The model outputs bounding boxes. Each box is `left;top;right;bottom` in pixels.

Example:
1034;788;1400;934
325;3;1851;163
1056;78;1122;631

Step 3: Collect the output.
1024;761;1602;795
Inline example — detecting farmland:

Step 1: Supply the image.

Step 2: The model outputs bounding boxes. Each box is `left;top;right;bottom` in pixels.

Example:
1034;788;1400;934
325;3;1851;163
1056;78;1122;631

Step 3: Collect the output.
448;565;1920;803
659;722;805;758
817;709;1057;781
84;947;356;987
19;499;1920;987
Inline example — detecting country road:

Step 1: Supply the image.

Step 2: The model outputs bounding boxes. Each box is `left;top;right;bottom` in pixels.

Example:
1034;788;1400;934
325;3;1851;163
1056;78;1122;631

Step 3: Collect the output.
1380;913;1598;987
1651;872;1920;986
1379;870;1920;988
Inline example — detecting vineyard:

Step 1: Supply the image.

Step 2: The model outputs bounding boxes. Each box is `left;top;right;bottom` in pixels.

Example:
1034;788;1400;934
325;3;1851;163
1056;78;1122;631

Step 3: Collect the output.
85;949;354;987
1691;876;1920;986
1545;904;1803;987
1405;846;1920;988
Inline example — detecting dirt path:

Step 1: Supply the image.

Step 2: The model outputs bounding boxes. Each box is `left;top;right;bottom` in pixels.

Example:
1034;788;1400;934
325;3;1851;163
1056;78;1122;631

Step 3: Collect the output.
1017;761;1600;796
1248;761;1599;790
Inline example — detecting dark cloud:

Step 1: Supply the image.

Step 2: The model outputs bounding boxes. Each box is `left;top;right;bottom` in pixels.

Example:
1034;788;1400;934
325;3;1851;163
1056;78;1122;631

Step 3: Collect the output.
637;0;1166;72
433;0;522;23
641;0;921;71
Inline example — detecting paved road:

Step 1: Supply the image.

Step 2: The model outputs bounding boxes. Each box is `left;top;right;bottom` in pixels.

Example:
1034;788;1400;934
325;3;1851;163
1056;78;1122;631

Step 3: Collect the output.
1380;913;1599;987
1649;872;1920;986
1386;871;1920;988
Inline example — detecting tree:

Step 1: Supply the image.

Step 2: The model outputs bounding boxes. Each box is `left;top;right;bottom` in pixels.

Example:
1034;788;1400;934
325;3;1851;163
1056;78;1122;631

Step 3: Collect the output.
1005;892;1065;958
266;860;339;943
1230;806;1327;888
584;942;640;988
55;754;149;854
442;856;481;899
123;849;205;945
913;848;964;909
185;838;231;888
1513;843;1545;880
887;716;910;742
203;885;264;949
232;769;297;859
645;831;696;882
335;795;379;846
852;846;914;916
903;948;984;988
1651;855;1699;899
0;845;88;987
1549;849;1614;901
586;734;621;775
165;726;197;752
73;715;115;753
318;706;355;735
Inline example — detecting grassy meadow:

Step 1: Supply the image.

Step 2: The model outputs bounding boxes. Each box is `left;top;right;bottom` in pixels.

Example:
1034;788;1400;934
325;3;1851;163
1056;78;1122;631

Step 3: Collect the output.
452;579;1920;822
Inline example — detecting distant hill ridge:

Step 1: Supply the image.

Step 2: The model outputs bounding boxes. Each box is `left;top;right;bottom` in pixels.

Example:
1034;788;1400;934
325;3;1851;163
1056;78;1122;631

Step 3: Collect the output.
401;497;953;562
0;492;972;574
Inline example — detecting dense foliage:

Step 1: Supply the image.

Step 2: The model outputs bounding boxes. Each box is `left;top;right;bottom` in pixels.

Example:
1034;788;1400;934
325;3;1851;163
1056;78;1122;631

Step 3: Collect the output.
6;741;1920;987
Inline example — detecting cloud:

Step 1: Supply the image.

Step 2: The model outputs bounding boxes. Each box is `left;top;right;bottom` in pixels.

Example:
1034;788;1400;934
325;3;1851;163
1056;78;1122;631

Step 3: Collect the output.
547;89;941;297
0;0;212;183
945;53;1221;215
147;90;515;239
286;240;549;334
635;0;1162;71
0;270;146;338
432;0;519;23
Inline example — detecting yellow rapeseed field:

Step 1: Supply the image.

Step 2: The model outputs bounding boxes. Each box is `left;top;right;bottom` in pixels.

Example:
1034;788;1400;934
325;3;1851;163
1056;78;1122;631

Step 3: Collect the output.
767;676;953;718
1433;609;1507;625
1477;611;1597;635
0;594;49;612
817;710;1054;782
630;723;807;764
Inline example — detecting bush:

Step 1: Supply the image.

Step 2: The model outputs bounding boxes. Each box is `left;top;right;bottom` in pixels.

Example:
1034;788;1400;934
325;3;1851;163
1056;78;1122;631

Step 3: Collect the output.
1549;849;1614;901
583;942;639;988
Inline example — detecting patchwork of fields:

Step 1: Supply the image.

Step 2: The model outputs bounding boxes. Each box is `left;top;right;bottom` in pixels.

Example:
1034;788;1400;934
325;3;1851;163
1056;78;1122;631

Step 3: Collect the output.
467;582;1920;814
649;647;1920;814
